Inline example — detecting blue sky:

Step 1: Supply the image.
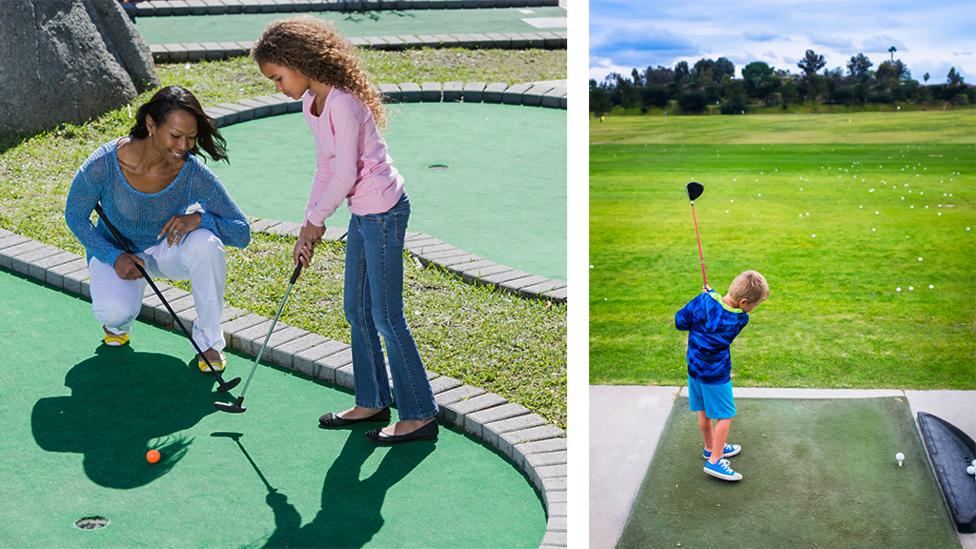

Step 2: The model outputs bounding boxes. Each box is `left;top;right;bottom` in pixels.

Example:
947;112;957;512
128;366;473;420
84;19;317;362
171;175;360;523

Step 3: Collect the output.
590;0;976;84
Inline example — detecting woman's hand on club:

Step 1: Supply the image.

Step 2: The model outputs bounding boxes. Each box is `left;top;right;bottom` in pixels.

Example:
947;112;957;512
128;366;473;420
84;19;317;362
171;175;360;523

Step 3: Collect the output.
113;253;145;280
159;212;203;247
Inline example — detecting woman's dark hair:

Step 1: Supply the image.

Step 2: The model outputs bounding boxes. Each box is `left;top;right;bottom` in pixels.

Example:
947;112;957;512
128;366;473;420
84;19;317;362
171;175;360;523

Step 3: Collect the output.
129;86;228;163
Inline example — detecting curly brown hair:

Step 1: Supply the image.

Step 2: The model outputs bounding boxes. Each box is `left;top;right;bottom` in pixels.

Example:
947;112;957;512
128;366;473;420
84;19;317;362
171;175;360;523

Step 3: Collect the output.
252;16;386;127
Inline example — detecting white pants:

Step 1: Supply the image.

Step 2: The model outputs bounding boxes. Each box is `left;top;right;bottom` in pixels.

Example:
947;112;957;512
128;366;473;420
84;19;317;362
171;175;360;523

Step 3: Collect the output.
88;229;227;352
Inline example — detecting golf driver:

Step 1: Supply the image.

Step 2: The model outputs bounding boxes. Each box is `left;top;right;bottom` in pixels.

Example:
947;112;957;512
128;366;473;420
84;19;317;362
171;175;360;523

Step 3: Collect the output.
685;181;708;289
94;203;241;392
213;261;303;413
210;432;276;493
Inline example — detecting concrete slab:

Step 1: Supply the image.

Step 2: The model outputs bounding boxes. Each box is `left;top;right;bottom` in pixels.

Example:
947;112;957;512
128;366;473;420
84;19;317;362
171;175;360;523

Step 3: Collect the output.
590;385;679;549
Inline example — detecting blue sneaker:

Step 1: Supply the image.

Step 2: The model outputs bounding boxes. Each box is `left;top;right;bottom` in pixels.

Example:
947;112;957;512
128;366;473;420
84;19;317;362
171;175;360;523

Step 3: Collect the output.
704;458;742;481
702;443;741;460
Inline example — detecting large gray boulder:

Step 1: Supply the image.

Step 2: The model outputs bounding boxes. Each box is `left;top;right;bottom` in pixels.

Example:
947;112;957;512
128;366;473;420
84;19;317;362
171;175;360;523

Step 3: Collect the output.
0;0;158;138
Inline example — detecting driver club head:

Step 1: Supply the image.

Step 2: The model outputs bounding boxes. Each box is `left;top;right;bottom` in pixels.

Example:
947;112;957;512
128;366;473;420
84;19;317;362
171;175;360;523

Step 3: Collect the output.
686;181;704;202
216;376;242;393
214;396;246;414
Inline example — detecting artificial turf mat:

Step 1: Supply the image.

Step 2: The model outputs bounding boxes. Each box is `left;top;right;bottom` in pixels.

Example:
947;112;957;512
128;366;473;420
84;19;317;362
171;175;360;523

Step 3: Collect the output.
134;8;567;44
618;397;960;548
209;103;567;280
0;268;546;547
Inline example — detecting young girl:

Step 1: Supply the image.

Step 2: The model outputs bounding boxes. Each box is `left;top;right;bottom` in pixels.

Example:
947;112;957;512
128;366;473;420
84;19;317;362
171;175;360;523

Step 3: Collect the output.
65;86;251;372
253;17;438;444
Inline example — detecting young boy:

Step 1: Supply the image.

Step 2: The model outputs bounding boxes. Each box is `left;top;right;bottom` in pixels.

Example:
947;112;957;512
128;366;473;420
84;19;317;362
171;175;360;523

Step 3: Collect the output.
675;270;769;481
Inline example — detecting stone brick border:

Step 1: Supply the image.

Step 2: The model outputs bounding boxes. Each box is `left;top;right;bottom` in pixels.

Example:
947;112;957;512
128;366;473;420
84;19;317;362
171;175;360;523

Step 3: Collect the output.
148;30;567;62
126;0;561;18
0;227;567;548
205;83;567;303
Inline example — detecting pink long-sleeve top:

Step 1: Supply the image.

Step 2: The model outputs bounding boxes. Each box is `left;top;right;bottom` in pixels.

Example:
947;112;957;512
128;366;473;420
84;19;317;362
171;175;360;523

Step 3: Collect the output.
301;87;404;227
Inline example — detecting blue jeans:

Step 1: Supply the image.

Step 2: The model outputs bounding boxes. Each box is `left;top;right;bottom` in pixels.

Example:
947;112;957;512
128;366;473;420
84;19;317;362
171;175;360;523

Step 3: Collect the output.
344;194;438;421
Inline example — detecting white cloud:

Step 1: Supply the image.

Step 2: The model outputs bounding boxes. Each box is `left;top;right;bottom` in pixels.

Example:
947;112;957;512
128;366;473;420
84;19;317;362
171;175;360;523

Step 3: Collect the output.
590;0;976;80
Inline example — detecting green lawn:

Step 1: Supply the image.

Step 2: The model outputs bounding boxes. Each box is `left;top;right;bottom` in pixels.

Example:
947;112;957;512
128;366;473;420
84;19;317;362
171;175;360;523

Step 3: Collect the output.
0;51;567;427
590;112;976;388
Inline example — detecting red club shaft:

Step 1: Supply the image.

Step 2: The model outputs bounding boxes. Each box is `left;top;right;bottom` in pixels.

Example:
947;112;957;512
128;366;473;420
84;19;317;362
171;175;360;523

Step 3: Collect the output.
690;202;708;288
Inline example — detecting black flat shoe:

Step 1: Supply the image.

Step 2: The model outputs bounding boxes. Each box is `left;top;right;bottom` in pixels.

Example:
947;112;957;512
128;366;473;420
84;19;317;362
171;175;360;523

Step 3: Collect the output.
318;407;391;429
365;421;439;445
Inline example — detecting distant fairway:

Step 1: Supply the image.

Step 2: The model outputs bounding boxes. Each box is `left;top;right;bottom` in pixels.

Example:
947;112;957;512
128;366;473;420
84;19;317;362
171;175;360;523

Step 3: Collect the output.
589;111;976;387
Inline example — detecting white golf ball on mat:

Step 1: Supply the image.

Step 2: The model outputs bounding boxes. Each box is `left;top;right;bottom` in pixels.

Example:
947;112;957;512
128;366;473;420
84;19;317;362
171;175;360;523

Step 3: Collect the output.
967;465;975;476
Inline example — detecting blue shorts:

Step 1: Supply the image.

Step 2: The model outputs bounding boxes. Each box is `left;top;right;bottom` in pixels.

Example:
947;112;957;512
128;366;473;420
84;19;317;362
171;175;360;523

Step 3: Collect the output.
688;374;736;419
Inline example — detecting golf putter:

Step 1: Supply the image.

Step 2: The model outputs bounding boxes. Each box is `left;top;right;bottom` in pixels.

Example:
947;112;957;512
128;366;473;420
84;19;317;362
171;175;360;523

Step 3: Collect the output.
685;181;708;289
94;204;241;393
214;262;303;413
210;432;277;493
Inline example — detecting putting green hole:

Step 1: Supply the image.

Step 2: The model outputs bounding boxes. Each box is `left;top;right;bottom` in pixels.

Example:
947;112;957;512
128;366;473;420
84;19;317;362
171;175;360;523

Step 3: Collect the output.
75;516;109;530
427;163;449;172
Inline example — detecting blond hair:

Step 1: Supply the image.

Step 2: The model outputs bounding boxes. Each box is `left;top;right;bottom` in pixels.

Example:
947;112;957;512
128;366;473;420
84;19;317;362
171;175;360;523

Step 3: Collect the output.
728;270;770;305
252;16;386;127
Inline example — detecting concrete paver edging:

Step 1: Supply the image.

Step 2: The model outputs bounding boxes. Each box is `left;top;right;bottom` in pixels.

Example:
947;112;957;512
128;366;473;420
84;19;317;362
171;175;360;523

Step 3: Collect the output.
208;85;567;303
148;32;566;63
0;228;566;548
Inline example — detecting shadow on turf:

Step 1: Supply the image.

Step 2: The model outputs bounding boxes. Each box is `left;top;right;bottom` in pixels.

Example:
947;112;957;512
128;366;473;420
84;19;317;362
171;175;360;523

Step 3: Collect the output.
31;345;225;489
257;427;435;548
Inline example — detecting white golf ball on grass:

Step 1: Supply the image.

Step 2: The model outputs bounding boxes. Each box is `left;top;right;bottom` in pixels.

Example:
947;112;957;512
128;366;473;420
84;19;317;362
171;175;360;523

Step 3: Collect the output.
896;452;905;466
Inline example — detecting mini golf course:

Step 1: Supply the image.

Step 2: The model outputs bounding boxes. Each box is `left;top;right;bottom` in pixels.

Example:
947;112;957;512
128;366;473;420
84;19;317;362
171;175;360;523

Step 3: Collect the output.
133;7;568;45
617;397;961;548
0;266;548;547
210;101;567;281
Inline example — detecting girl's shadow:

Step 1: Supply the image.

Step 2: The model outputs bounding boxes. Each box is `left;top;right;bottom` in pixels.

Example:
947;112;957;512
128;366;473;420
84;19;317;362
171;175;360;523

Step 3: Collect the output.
262;427;435;548
31;345;223;488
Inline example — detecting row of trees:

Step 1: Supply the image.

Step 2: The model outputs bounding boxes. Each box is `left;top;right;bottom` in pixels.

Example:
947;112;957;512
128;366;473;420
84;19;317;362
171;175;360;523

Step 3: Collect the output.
590;49;974;115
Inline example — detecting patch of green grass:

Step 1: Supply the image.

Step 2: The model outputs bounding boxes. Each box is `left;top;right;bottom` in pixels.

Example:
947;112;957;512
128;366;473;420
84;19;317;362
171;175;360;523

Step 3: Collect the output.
591;109;976;145
149;49;566;106
590;114;976;389
0;50;566;427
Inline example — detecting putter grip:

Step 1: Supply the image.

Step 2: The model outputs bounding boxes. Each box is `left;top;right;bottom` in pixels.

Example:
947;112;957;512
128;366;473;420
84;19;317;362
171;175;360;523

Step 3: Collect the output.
290;263;303;284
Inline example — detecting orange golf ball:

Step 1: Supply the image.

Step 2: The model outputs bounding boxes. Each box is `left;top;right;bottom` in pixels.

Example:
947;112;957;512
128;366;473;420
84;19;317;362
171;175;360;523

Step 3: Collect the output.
146;449;161;464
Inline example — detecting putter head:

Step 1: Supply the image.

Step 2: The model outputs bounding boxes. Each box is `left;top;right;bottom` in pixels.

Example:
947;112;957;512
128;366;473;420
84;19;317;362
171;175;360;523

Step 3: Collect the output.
216;376;242;393
214;396;246;414
686;181;704;202
210;431;244;441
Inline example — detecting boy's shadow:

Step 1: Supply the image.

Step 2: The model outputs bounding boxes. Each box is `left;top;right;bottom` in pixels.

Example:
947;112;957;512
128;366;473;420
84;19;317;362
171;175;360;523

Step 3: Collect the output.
262;427;435;548
31;345;224;489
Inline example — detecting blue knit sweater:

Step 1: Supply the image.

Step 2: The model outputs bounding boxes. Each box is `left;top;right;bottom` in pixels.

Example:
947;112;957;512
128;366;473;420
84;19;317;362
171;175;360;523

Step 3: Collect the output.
675;290;750;384
65;140;251;266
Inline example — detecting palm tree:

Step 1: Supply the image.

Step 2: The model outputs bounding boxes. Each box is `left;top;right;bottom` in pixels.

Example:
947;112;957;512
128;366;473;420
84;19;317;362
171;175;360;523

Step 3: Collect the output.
888;46;897;62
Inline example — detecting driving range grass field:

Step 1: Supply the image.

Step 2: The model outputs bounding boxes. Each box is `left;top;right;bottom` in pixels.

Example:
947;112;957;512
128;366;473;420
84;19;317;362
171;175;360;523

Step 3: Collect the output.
590;110;976;388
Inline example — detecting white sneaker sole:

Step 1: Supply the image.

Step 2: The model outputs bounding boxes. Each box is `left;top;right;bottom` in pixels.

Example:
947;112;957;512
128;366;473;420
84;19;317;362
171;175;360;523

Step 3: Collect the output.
704;466;743;481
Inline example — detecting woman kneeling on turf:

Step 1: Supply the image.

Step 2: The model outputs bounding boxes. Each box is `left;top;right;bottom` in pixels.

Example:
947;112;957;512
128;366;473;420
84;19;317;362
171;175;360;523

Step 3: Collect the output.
65;86;250;372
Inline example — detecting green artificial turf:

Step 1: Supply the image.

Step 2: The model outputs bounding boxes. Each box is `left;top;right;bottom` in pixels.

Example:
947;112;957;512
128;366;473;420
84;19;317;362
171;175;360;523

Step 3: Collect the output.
0;268;546;547
209;104;567;280
0;52;566;428
618;397;960;548
134;8;567;44
590;111;976;389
